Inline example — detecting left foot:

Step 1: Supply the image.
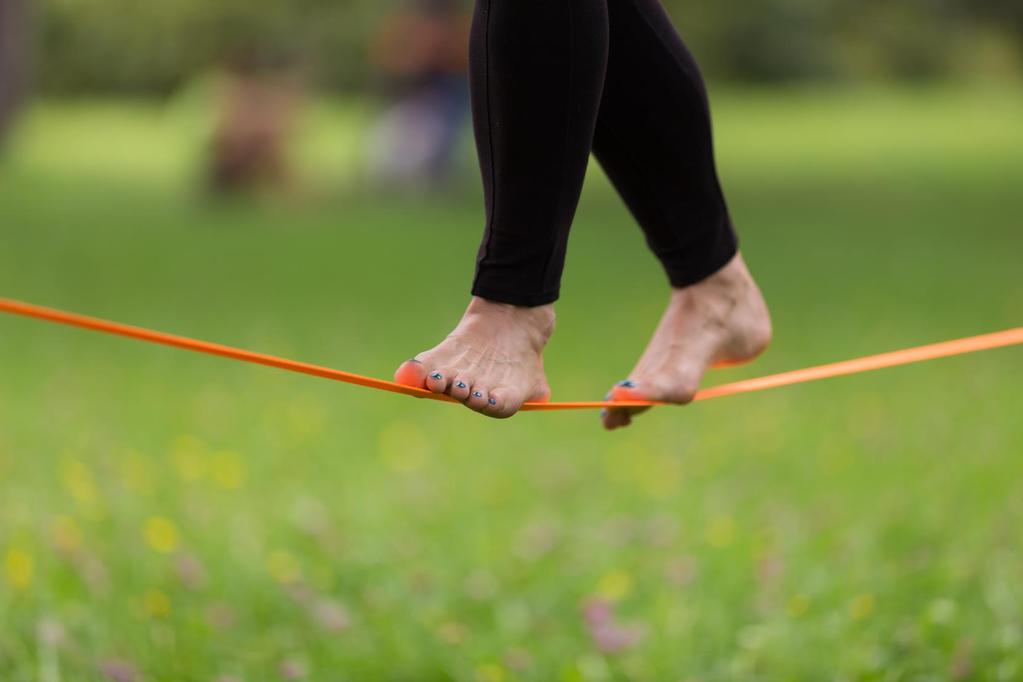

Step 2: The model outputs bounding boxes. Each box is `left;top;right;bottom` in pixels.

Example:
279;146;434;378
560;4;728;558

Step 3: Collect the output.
602;253;772;430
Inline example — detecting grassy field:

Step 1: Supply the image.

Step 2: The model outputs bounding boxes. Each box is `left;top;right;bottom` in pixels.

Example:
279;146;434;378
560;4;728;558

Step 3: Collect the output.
1;89;1022;681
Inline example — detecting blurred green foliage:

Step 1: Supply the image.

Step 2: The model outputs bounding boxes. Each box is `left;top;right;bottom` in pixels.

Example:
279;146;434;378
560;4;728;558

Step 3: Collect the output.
32;0;1023;94
37;0;381;93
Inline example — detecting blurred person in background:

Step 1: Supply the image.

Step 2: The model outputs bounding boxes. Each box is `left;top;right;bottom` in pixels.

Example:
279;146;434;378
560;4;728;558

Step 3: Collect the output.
0;0;29;149
208;49;303;194
394;0;773;429
366;0;471;188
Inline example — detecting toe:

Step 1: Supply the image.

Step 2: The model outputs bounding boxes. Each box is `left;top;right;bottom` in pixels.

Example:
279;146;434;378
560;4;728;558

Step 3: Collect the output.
425;367;453;394
465;385;490;411
602;380;651;431
483;388;525;419
394;359;428;388
602;408;632;431
609;379;646;403
449;375;472;401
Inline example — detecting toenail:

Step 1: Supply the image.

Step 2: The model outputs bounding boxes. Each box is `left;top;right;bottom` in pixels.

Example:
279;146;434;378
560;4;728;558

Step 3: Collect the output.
473;391;483;398
430;372;443;380
618;379;636;388
456;381;466;389
488;398;497;406
600;409;608;418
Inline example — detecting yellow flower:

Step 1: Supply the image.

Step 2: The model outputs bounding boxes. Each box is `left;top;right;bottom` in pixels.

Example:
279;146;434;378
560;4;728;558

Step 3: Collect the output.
51;516;83;553
436;621;468;645
60;458;98;506
143;589;171;618
210;451;246;490
849;593;876;621
143;517;180;553
705;515;737;548
4;548;33;590
172;436;208;482
786;594;810;617
638;452;684;499
475;664;506;682
596;569;634;602
266;550;302;584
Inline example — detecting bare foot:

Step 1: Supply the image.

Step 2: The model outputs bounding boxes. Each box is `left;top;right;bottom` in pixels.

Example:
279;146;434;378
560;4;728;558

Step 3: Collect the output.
603;253;772;430
394;297;554;418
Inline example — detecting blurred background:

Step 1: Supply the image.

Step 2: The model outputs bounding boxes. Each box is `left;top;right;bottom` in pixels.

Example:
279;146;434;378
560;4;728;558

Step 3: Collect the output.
2;0;1023;191
1;0;1022;680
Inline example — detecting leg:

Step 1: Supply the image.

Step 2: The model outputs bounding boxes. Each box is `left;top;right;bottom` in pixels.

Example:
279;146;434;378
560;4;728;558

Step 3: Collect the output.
471;0;609;305
592;0;771;429
394;0;610;418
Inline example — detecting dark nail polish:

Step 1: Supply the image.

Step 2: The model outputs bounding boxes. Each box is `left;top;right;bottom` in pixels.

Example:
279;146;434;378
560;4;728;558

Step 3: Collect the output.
488;398;497;406
456;381;466;389
430;372;443;380
473;391;483;398
618;379;636;388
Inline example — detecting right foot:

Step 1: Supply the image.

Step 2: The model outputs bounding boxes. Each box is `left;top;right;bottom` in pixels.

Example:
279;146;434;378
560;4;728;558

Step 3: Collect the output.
394;297;554;418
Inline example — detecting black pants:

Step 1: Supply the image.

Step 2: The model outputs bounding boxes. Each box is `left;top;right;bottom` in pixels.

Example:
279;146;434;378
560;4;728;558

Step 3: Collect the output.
469;0;737;306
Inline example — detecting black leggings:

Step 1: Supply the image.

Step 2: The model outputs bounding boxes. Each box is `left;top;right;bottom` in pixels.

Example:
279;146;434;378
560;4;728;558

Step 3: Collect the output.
469;0;737;306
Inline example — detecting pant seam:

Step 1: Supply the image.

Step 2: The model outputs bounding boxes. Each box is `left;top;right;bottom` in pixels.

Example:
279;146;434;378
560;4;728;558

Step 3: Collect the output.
537;0;578;294
478;0;497;270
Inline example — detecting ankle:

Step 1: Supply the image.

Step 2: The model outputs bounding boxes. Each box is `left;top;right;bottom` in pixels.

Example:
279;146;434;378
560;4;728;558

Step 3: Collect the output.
672;254;754;309
465;296;556;346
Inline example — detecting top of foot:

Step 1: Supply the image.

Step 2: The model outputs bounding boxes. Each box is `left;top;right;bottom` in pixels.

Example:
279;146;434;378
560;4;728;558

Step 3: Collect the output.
395;297;554;418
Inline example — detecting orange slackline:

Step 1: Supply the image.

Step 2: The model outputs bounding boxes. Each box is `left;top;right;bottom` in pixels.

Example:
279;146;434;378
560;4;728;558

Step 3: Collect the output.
1;297;1020;411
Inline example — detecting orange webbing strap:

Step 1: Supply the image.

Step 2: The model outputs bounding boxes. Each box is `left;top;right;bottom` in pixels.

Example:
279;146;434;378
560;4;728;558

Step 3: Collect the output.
1;297;1020;411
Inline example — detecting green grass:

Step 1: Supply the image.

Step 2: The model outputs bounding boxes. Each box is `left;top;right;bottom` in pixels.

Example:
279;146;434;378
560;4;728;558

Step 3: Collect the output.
1;88;1022;681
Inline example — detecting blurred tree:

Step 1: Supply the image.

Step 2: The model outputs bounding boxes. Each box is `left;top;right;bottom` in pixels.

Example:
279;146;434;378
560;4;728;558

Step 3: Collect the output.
667;0;841;81
0;0;30;146
827;0;962;80
37;0;379;93
30;0;1023;94
973;0;1023;36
